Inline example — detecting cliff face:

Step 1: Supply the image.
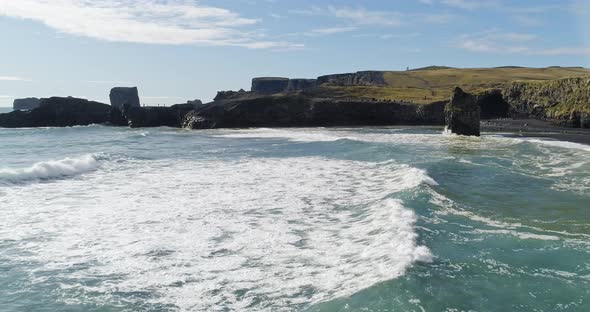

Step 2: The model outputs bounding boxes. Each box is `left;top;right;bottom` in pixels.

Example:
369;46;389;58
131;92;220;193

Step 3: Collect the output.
0;97;111;128
446;87;480;136
500;77;590;128
251;78;290;94
316;71;386;86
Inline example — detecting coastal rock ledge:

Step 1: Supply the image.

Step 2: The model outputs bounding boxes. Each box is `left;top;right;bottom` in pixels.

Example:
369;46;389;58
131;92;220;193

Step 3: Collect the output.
445;87;481;136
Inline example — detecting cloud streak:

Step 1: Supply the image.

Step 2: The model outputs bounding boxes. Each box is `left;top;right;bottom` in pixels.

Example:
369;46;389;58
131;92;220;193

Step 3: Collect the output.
0;76;32;81
0;0;302;50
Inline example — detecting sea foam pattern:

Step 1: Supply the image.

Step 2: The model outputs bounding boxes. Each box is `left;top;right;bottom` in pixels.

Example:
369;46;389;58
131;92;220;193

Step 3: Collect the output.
0;156;435;311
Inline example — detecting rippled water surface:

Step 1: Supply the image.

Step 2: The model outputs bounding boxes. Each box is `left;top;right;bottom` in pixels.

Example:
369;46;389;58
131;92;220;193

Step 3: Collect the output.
0;126;589;311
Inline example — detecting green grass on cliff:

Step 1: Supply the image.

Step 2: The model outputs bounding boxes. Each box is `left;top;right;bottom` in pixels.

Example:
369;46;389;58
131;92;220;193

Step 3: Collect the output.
318;66;590;104
506;78;590;116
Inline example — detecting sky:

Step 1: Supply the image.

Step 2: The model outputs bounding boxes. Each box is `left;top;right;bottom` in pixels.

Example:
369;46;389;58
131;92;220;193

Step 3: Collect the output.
1;0;590;107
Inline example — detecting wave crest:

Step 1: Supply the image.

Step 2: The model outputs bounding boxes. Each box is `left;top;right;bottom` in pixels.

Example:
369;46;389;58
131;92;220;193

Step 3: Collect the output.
0;154;100;184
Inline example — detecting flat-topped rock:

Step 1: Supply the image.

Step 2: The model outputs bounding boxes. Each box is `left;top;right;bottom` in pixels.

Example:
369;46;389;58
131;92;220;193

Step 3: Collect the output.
109;87;140;112
13;98;41;111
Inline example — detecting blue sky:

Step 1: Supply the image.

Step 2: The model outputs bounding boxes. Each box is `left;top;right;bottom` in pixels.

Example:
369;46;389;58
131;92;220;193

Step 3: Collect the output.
1;0;589;107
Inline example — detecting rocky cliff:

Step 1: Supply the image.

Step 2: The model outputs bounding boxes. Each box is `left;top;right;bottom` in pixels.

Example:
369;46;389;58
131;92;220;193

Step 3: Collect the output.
0;97;111;128
251;77;290;94
316;71;386;86
446;87;480;136
182;94;445;129
13;98;41;111
500;77;590;127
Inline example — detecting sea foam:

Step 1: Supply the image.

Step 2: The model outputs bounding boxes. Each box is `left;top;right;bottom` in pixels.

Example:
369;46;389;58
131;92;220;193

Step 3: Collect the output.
0;154;100;184
0;156;435;311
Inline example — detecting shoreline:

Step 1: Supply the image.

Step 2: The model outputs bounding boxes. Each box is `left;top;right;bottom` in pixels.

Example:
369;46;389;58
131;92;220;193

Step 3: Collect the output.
481;119;590;145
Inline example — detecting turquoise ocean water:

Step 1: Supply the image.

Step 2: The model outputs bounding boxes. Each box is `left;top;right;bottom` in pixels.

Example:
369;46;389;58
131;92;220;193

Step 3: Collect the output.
0;125;589;311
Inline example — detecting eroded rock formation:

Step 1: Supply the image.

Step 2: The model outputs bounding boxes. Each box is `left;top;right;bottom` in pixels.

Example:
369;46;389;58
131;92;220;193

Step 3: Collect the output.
445;87;480;136
182;94;445;129
0;97;111;128
109;87;141;112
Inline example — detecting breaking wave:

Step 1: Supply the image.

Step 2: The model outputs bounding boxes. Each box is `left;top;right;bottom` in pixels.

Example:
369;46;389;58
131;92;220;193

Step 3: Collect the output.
0;154;100;184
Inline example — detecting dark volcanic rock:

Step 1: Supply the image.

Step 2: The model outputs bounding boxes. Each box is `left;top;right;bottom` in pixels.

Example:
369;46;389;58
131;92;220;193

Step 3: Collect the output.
125;104;195;128
251;77;290;94
445;87;480;136
476;89;511;119
13;97;41;111
183;94;445;129
316;71;386;86
0;97;111;128
182;111;218;129
109;87;141;112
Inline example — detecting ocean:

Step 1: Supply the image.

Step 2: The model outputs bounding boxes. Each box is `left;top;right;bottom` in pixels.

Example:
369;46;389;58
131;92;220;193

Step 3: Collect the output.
0;125;588;311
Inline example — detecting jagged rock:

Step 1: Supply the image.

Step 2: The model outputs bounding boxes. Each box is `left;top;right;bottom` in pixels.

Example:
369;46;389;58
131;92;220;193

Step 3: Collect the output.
251;77;289;94
109;87;141;112
183;94;445;129
286;79;317;92
0;97;111;128
445;87;480;136
316;71;386;86
13;98;41;111
182;111;218;129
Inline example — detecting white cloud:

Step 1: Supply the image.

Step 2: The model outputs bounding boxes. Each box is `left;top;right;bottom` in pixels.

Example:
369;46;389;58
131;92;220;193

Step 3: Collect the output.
0;76;32;81
311;26;357;35
441;0;500;10
459;30;590;56
0;0;301;50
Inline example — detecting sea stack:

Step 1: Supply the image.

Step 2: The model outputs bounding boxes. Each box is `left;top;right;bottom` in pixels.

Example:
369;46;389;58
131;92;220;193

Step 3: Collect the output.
109;87;141;112
445;87;481;136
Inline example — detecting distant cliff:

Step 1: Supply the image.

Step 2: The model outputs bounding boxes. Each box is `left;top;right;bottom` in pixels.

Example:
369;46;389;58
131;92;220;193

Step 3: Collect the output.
316;71;386;86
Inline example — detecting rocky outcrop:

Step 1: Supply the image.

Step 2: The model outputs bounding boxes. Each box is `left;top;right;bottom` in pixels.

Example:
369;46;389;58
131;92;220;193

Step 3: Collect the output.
286;79;317;92
445;87;480;136
316;71;386;86
251;78;290;94
13;98;41;111
109;87;141;112
500;78;590;128
183;94;445;129
214;89;248;101
0;97;111;128
124;103;195;128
